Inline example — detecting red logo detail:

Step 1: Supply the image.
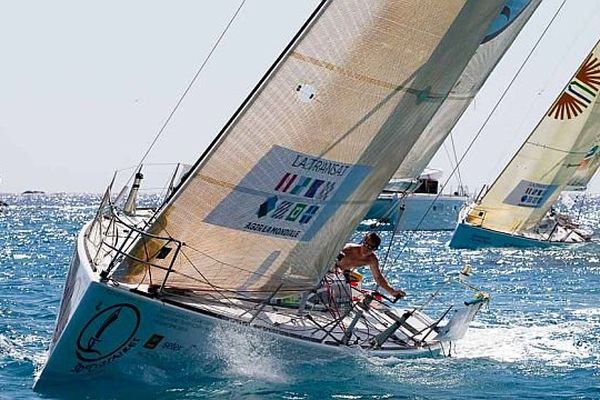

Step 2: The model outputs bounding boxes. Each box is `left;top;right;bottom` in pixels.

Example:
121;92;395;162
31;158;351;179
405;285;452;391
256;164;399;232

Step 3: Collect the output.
547;54;600;120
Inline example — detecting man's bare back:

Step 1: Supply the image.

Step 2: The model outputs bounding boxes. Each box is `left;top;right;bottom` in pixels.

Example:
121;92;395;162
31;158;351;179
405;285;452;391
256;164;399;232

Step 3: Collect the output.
335;233;405;299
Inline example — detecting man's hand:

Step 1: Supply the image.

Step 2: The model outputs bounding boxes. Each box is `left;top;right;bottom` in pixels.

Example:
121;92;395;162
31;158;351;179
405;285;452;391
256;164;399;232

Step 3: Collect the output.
391;289;406;299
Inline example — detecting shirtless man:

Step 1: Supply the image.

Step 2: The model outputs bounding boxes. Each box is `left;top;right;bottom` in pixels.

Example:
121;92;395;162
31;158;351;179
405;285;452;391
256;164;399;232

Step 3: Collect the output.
335;232;406;299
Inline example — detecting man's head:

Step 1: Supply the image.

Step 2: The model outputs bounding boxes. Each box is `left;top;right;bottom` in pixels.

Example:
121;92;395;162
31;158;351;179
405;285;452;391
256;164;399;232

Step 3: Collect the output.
361;232;381;253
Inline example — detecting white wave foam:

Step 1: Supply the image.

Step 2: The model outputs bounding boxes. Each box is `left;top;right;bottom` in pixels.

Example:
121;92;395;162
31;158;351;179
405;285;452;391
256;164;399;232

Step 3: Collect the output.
454;320;593;367
571;307;600;318
208;323;290;384
0;333;48;367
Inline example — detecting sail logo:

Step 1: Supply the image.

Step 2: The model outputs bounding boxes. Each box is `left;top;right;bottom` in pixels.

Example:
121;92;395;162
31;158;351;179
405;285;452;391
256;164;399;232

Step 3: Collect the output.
548;54;600;120
254;172;338;224
74;303;140;364
257;195;321;224
503;180;558;208
274;172;336;200
481;1;531;44
583;144;599;162
204;146;370;241
568;145;600;187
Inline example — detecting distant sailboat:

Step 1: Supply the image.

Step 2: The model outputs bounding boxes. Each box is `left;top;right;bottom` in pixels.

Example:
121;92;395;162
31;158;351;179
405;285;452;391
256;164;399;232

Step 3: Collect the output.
35;0;505;388
450;41;600;249
366;0;541;231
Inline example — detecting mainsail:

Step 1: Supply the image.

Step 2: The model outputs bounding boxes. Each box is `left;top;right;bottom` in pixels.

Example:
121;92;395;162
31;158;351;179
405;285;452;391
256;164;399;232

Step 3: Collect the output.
393;0;541;183
465;42;600;234
116;0;505;296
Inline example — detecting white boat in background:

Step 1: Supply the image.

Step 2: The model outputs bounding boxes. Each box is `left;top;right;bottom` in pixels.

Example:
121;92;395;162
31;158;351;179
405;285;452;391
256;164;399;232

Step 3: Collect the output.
450;41;600;249
361;168;468;231
34;0;536;390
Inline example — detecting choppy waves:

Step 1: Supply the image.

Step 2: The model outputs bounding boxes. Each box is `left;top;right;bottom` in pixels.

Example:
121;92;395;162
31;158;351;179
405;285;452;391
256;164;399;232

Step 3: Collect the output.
0;193;599;399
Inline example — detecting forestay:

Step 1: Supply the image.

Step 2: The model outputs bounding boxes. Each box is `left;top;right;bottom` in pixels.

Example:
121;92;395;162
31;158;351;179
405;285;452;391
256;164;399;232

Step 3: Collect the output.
393;0;541;182
466;42;600;233
116;0;504;296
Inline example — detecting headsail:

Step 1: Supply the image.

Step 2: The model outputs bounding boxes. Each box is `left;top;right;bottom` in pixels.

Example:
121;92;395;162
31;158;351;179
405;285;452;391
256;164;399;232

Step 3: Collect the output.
465;42;600;233
565;112;600;191
115;0;505;296
393;0;541;183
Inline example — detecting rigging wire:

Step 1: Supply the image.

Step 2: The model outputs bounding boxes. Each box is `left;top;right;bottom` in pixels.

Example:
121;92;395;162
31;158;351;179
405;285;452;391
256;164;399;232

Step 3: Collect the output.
383;0;569;271
448;133;464;191
125;0;248;187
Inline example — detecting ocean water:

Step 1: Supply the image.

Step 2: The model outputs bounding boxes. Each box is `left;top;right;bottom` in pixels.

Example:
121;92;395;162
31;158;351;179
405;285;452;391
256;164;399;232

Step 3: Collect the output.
0;193;599;399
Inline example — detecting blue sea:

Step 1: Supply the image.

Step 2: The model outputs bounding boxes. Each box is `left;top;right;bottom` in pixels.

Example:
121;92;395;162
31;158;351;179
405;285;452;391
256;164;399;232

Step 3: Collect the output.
0;193;599;399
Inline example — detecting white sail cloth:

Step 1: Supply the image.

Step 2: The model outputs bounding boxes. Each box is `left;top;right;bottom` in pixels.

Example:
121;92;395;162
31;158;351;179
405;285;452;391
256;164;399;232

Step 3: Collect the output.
393;0;542;183
116;0;505;296
565;99;600;191
466;42;600;233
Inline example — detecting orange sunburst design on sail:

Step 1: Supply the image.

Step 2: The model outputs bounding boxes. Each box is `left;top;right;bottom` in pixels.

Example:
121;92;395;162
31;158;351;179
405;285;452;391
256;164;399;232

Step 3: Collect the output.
547;54;600;120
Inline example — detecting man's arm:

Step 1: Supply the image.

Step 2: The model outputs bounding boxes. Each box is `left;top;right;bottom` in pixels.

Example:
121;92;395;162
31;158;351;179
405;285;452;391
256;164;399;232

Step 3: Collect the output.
369;258;406;298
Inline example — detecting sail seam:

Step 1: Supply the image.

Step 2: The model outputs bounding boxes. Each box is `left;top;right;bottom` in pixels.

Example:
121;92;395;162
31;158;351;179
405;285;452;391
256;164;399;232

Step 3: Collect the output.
290;51;448;99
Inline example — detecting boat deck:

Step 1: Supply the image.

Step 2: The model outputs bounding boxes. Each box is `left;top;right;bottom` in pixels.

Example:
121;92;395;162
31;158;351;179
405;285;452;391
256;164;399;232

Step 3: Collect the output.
156;288;441;352
86;208;444;354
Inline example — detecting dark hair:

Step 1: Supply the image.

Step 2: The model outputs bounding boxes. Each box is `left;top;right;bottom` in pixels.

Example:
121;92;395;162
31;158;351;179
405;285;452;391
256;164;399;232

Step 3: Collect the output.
365;232;381;247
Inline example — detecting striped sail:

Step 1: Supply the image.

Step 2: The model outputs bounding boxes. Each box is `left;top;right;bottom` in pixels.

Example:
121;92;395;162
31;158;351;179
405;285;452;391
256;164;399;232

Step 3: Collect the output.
466;42;600;233
115;0;504;296
394;0;541;183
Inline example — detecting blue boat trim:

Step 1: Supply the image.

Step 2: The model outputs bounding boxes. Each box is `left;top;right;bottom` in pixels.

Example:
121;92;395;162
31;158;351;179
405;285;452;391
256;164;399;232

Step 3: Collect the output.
449;222;568;249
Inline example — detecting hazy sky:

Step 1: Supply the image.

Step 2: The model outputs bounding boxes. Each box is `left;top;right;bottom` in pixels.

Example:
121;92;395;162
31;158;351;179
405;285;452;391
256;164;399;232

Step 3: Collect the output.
2;0;600;193
0;0;318;193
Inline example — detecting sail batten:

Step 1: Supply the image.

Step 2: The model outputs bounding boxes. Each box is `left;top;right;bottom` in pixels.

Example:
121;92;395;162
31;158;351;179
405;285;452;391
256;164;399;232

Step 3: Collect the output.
115;0;505;296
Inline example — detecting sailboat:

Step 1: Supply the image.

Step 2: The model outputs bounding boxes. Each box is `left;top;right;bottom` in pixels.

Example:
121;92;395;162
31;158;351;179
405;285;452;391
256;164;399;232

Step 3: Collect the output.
364;0;541;232
450;41;600;249
35;0;506;389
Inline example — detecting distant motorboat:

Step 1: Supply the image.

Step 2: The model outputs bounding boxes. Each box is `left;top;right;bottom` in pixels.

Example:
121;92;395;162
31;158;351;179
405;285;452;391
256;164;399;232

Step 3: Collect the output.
360;169;468;231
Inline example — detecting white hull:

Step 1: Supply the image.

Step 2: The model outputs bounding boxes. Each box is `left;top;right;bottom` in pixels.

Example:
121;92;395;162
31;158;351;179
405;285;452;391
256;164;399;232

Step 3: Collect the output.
362;193;467;231
35;215;484;389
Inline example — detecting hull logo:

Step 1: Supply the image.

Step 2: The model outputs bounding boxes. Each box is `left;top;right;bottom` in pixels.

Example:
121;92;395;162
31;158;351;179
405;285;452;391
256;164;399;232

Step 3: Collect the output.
76;303;140;362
